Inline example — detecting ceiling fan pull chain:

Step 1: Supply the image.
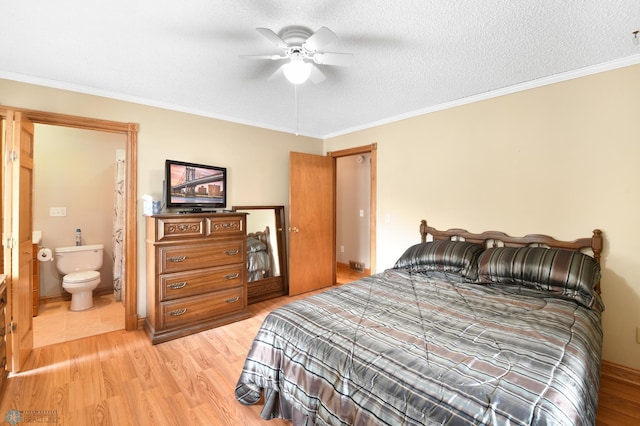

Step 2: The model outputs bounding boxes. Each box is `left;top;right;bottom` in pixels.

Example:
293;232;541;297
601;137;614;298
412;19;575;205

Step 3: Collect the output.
295;84;300;136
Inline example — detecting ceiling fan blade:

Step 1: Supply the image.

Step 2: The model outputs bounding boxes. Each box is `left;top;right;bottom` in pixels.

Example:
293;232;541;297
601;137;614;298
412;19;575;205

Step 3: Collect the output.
240;54;287;61
256;27;289;49
268;64;285;81
303;26;337;51
309;65;326;84
312;52;354;66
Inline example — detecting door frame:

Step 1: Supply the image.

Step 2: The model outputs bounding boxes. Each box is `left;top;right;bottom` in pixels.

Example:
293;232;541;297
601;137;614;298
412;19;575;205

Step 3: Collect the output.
0;105;139;331
328;143;377;274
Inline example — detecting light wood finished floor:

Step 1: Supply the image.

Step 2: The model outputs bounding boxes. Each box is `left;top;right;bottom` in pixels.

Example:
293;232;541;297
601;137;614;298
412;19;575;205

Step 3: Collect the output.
1;275;638;425
1;294;305;425
33;294;125;348
336;262;368;284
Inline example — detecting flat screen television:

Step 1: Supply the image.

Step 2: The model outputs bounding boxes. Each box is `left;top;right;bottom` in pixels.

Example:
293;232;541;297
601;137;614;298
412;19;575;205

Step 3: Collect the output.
164;159;227;212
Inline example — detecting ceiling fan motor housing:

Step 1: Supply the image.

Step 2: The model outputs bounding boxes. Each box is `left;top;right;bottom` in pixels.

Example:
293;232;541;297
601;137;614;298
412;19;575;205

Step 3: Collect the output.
279;26;314;48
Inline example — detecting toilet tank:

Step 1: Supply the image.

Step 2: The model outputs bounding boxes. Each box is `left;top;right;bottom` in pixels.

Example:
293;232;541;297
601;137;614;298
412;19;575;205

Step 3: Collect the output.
55;244;104;275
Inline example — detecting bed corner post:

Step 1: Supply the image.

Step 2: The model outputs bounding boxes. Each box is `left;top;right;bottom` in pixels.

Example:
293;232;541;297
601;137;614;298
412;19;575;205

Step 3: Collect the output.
592;229;603;264
420;220;428;243
592;229;603;295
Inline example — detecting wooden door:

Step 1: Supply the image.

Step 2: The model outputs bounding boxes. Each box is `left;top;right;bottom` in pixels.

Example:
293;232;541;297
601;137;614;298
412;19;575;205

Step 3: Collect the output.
288;152;335;295
3;111;34;372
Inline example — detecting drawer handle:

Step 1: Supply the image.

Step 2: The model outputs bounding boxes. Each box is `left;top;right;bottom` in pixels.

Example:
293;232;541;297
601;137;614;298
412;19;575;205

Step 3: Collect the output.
168;255;187;263
225;296;240;303
224;249;239;256
221;222;232;228
167;281;187;289
225;273;239;280
167;308;187;317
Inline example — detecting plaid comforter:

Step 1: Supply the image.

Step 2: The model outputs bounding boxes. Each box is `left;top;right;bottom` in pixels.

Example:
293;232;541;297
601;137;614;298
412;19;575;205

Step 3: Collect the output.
235;269;602;425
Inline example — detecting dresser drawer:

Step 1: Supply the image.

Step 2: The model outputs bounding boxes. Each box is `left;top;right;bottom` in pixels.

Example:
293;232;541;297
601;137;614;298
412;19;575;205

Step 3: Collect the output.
145;212;249;344
207;216;244;237
160;264;244;301
155;216;206;242
158;240;245;274
159;287;245;329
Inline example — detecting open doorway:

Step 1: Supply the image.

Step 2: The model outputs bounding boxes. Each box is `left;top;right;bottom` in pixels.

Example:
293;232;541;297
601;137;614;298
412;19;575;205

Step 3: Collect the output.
32;124;127;347
329;144;377;285
1;106;139;345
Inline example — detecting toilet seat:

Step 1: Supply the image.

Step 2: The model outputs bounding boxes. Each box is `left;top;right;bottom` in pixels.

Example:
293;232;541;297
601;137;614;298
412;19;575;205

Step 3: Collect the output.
63;270;100;284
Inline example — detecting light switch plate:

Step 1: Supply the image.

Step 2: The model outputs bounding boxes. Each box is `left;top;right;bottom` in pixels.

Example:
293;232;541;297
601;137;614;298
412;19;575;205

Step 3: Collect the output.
50;207;66;217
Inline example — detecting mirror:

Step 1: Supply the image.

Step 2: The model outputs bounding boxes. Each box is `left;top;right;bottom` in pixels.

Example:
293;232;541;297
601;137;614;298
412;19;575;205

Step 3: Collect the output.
233;205;288;304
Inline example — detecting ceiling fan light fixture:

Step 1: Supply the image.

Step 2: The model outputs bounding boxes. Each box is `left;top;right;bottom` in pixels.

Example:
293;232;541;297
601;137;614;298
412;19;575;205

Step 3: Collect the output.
283;58;311;84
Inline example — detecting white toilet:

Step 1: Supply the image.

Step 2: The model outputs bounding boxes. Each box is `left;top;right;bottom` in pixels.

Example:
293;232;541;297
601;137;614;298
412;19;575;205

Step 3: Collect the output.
55;244;104;311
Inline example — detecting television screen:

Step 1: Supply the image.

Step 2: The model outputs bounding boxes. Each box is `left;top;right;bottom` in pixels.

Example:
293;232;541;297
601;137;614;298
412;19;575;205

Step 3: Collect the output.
165;159;227;211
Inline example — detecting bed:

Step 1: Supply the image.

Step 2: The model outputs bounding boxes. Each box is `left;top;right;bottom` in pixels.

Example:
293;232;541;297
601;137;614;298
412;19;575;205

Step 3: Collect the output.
247;226;273;282
236;220;604;425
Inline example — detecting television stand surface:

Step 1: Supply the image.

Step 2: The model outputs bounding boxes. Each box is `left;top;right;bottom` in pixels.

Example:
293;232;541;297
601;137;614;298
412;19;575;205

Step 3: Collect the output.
177;209;234;214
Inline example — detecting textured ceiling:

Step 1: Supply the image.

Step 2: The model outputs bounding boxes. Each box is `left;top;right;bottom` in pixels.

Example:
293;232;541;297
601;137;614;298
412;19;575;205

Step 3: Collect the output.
1;1;639;138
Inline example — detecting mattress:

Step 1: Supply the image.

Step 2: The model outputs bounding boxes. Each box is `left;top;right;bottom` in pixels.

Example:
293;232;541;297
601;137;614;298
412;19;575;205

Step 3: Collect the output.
236;268;602;425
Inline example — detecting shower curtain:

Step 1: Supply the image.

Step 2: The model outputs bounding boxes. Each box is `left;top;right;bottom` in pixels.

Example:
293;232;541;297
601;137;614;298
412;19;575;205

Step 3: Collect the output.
113;151;126;302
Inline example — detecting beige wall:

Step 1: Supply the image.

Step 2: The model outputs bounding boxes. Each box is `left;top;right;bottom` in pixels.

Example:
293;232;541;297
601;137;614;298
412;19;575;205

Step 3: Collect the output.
0;78;323;319
34;125;125;297
2;63;639;370
325;64;640;370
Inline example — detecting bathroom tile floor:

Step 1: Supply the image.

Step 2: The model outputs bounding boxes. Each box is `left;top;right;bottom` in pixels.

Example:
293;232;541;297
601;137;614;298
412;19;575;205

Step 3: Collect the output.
33;293;125;348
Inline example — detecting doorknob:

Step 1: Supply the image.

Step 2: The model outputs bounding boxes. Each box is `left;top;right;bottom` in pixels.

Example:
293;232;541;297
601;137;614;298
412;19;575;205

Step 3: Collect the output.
289;226;300;233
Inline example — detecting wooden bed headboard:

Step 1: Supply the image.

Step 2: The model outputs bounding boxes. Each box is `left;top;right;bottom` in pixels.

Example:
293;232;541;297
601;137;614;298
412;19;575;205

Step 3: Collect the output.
419;220;603;263
419;220;604;293
248;226;271;247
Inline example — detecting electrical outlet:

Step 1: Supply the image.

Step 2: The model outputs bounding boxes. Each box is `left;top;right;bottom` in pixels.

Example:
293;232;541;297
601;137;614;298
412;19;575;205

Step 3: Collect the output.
49;207;66;217
349;261;365;272
340;245;345;253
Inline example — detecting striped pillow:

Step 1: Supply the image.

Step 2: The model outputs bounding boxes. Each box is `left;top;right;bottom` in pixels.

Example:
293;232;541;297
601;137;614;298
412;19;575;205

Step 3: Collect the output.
393;240;484;280
247;236;267;253
477;246;601;308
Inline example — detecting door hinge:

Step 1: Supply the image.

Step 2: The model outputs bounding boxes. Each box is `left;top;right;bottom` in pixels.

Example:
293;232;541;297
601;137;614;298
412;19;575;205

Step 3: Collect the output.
4;237;13;250
8;322;16;334
8;150;17;161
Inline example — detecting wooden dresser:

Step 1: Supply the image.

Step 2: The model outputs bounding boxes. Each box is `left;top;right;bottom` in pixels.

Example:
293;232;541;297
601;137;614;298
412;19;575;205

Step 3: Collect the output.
145;212;250;344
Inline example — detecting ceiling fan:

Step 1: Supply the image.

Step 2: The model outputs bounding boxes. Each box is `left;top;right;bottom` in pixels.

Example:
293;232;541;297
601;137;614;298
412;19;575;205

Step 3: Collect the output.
242;26;354;84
